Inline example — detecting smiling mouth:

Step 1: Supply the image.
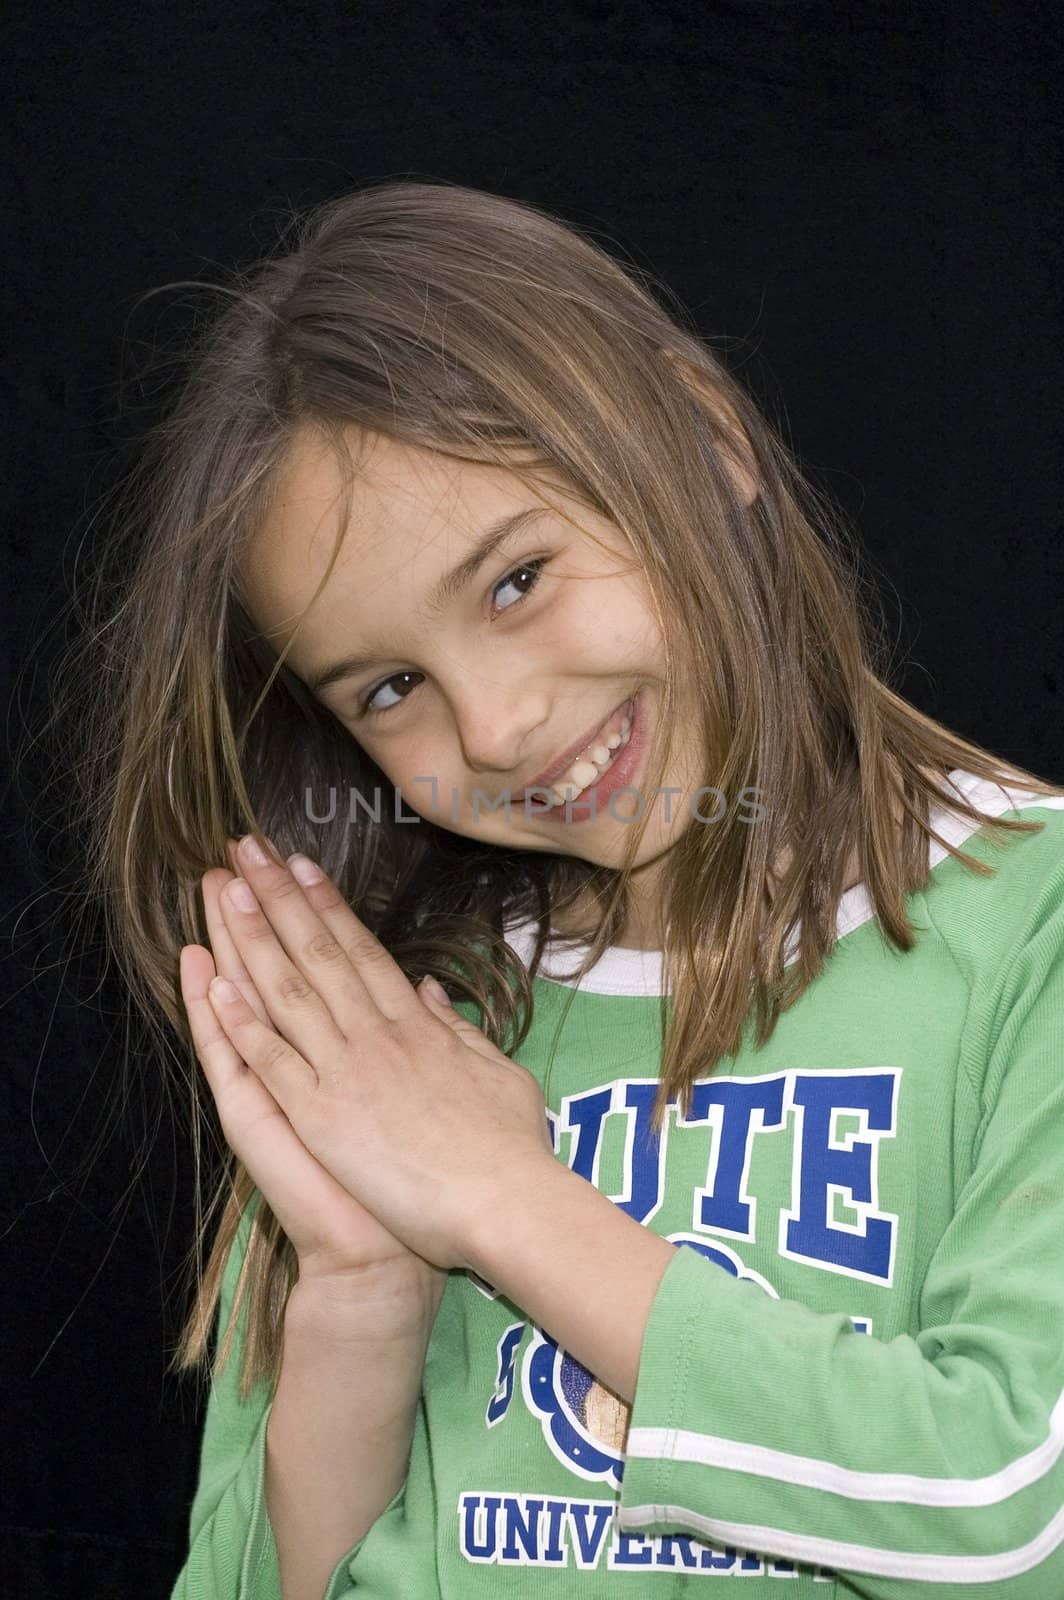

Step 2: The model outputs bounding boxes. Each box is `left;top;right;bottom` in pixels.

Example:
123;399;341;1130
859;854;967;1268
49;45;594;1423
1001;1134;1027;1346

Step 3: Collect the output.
516;699;643;821
519;696;635;806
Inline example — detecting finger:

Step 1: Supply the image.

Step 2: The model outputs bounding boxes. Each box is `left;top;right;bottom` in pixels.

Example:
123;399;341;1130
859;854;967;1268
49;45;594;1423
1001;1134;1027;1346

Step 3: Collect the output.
229;833;425;1026
201;866;272;1027
216;870;349;1062
415;977;555;1157
417;974;485;1041
180;942;247;1092
182;946;360;1253
416;974;518;1067
419;974;463;1018
206;967;319;1113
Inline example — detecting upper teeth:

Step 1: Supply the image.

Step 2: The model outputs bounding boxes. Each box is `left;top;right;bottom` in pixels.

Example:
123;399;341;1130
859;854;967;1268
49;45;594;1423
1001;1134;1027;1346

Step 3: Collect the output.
545;702;633;804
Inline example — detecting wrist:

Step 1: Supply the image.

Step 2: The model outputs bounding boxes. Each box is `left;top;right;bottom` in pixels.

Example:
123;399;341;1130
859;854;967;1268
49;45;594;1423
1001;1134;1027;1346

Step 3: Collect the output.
288;1261;445;1346
462;1152;571;1282
462;1153;675;1406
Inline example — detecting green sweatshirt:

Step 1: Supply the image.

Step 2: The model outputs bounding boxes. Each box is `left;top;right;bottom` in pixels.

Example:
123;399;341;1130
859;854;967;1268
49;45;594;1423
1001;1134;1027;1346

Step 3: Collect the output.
170;769;1064;1598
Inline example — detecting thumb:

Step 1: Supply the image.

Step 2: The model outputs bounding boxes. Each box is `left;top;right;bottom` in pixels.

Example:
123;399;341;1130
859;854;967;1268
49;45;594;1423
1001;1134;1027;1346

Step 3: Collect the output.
418;974;484;1040
417;974;528;1070
418;973;457;1013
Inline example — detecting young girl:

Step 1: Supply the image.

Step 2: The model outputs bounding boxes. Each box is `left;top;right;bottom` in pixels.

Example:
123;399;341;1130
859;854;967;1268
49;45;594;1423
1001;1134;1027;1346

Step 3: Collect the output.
64;178;1064;1598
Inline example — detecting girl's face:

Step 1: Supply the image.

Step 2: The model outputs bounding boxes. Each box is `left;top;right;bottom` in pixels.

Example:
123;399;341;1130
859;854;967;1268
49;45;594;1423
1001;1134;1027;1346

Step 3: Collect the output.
241;426;706;884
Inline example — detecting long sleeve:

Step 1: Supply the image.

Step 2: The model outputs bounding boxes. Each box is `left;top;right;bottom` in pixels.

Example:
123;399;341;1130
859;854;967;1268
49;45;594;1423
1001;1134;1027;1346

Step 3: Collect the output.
169;1194;405;1600
618;846;1064;1596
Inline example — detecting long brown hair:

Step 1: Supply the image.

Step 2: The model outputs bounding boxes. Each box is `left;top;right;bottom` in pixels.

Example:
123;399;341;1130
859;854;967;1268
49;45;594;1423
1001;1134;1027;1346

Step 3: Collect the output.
29;177;1060;1401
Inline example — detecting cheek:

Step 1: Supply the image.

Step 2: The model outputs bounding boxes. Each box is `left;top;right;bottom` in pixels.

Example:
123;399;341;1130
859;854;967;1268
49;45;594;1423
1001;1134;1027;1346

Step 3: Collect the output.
387;741;464;815
556;575;662;663
604;592;665;663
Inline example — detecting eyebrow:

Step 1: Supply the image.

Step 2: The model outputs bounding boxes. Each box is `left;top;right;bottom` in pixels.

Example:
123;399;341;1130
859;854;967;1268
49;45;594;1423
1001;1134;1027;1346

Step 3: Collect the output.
302;506;548;695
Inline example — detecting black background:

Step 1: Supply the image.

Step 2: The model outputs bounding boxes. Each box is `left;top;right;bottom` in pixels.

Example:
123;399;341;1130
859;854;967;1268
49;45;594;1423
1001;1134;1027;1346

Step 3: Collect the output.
3;2;1062;1595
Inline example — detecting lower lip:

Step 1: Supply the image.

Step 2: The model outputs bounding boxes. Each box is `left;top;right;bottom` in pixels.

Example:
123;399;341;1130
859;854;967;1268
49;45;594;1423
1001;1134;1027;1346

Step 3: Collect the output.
524;691;646;824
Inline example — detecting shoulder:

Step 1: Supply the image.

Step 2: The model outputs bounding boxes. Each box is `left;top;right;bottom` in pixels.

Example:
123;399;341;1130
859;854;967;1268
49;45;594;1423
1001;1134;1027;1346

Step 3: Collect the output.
919;769;1064;989
923;770;1064;915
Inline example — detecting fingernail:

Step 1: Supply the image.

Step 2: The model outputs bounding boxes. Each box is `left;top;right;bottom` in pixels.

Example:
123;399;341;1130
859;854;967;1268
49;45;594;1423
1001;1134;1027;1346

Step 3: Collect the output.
424;975;453;1007
228;879;258;912
239;834;270;866
288;852;324;886
210;977;241;1005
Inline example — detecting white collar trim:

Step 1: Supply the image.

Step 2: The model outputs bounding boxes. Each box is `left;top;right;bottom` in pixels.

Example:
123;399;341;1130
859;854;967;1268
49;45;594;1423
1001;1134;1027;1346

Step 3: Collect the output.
501;770;1064;996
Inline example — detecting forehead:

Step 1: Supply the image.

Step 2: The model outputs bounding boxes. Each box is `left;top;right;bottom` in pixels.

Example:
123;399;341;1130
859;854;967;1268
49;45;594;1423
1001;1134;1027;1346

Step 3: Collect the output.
239;426;545;670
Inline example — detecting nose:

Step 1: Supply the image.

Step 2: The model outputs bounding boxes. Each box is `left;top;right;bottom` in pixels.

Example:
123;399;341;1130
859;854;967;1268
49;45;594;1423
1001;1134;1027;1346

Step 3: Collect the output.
451;681;552;781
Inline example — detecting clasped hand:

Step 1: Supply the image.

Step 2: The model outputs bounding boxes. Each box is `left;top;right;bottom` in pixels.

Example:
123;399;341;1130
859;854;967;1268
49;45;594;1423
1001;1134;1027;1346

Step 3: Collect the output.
180;833;554;1275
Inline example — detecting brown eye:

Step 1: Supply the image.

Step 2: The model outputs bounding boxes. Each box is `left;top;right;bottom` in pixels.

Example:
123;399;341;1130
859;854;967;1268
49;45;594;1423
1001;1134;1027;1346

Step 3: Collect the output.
491;556;548;615
359;554;551;720
360;670;424;718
